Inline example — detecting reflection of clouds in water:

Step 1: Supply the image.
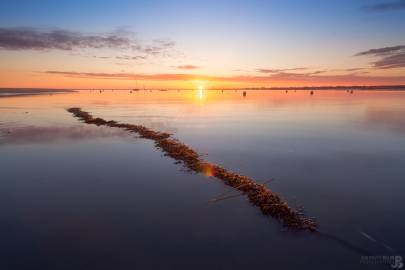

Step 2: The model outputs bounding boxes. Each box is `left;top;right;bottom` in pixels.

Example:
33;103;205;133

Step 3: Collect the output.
91;101;111;105
116;114;174;120
133;115;174;119
99;114;178;134
0;125;133;145
365;107;405;134
149;121;177;134
0;106;22;109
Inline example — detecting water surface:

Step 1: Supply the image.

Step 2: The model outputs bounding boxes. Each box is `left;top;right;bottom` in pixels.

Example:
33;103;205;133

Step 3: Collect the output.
1;90;404;269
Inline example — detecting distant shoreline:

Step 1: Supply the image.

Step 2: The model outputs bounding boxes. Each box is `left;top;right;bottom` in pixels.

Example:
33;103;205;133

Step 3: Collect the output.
2;86;405;92
0;88;76;98
57;85;405;91
241;85;405;91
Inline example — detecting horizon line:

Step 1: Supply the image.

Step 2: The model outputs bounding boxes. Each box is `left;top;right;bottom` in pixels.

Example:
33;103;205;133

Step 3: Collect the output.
2;85;405;91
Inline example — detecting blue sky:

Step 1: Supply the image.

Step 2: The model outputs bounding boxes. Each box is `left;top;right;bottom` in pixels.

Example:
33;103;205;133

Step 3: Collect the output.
1;0;405;88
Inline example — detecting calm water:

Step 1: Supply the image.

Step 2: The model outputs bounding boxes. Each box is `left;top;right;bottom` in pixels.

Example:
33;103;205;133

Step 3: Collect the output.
1;90;404;269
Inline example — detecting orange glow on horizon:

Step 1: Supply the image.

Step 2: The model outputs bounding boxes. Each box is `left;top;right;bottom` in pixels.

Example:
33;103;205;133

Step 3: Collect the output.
1;69;405;89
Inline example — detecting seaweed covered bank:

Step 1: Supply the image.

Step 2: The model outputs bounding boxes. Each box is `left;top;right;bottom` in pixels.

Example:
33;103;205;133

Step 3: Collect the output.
67;107;317;232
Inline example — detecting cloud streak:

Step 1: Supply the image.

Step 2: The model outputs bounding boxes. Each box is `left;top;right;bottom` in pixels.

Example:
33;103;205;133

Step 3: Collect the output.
0;27;133;51
0;27;177;60
356;45;405;69
42;70;405;85
116;55;148;60
363;0;405;12
176;65;200;70
257;67;307;73
355;45;405;56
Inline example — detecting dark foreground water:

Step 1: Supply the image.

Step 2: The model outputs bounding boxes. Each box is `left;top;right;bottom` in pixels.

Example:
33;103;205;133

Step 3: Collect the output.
0;90;404;269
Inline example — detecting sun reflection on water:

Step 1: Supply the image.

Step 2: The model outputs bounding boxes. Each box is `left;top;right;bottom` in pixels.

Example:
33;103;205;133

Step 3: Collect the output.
198;85;203;99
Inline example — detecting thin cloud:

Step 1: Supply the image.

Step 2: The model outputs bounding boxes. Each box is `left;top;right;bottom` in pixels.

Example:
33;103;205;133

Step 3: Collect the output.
355;45;405;56
343;67;367;72
0;27;178;60
372;53;405;69
257;67;307;73
154;39;176;48
42;71;198;81
355;45;405;69
42;70;405;85
308;71;322;75
116;55;148;60
258;68;327;77
0;27;132;50
363;0;405;12
176;65;200;70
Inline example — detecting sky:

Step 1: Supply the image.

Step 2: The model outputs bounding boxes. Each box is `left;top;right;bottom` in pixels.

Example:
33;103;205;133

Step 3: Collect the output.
0;0;405;89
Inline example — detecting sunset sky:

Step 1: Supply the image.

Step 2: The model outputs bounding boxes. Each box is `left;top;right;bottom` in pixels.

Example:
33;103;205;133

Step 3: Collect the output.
1;0;405;89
